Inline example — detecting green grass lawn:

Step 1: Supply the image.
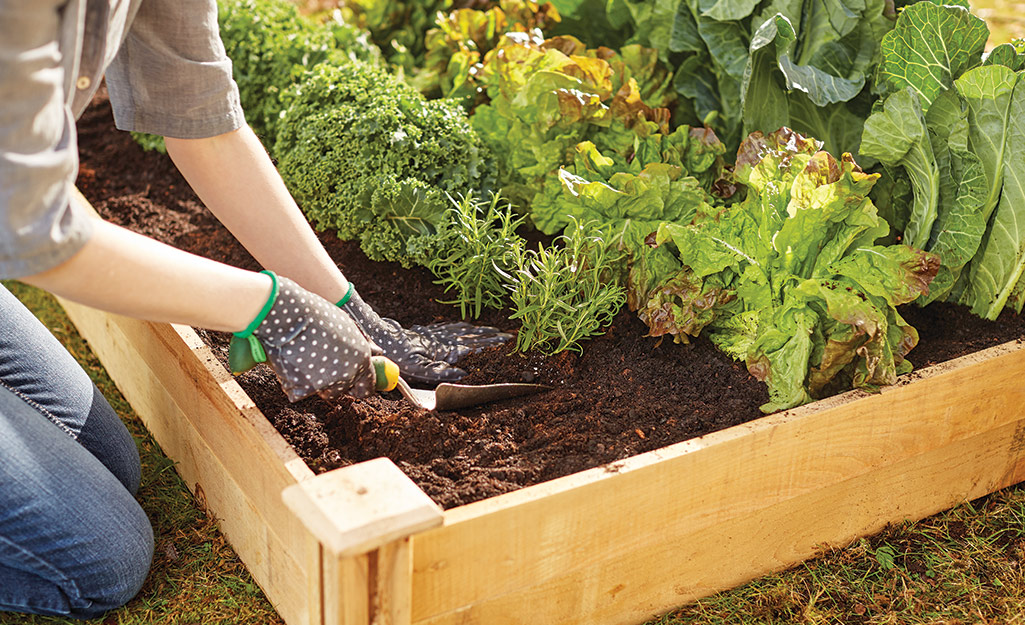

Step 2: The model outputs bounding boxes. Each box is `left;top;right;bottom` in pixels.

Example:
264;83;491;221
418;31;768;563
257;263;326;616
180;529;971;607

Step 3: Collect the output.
4;280;1025;624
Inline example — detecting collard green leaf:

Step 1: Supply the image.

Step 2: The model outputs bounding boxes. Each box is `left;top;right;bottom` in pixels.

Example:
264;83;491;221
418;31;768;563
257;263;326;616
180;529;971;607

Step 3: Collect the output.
787;91;870;161
740;15;800;135
875;2;988;112
698;0;761;22
961;71;1025;319
859;87;939;250
859;77;991;307
744;8;872;109
919;89;989;303
985;43;1025;72
921;149;987;303
698;15;750;81
956;65;1019;222
742;9;880;146
668;1;703;53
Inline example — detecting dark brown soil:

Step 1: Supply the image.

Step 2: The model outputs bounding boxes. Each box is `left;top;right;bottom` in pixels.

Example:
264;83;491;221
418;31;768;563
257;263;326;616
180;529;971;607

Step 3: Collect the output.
75;89;1025;509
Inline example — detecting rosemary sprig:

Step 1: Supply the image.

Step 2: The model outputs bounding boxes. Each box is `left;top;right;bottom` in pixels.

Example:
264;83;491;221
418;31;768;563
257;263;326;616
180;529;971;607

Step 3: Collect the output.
500;223;627;354
427;193;526;319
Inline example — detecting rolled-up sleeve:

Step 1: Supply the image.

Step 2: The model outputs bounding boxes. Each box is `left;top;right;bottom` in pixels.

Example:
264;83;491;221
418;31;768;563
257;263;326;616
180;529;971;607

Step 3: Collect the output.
0;1;92;278
105;0;245;139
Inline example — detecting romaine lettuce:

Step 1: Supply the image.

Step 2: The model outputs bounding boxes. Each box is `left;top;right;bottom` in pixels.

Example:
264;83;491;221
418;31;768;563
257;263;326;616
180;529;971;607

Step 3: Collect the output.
643;129;939;412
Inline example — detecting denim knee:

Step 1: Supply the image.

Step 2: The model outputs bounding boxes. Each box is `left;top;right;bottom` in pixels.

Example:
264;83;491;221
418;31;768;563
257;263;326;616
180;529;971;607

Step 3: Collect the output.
70;510;154;619
0;497;154;620
77;385;142;496
0;385;154;619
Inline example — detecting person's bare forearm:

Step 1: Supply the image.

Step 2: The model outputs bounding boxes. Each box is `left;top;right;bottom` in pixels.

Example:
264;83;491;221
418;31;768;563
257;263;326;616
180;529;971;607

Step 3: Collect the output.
23;215;271;333
164;126;350;303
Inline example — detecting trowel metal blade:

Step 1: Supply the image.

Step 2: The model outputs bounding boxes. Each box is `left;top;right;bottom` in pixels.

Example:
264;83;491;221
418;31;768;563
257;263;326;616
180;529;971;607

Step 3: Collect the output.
395;377;549;411
433;382;550;411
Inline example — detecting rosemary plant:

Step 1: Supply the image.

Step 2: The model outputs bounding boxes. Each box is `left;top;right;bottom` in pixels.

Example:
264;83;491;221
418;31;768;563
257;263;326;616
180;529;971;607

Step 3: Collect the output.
501;224;627;354
427;193;526;319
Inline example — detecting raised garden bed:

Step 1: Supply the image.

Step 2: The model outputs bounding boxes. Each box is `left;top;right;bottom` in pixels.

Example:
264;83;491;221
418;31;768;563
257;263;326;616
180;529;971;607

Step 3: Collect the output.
65;91;1025;625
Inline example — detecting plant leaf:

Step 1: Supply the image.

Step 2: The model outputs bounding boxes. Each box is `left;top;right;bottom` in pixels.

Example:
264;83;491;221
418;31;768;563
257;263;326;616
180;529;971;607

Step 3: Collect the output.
875;2;988;112
961;71;1025;319
860;87;939;250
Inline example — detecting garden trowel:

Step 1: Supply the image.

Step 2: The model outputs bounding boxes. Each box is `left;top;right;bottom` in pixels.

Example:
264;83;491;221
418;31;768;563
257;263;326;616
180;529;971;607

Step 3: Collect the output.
373;356;550;411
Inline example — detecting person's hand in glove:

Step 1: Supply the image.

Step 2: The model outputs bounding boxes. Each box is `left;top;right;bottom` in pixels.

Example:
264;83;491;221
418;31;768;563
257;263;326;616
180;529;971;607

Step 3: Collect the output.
338;286;511;383
229;271;381;402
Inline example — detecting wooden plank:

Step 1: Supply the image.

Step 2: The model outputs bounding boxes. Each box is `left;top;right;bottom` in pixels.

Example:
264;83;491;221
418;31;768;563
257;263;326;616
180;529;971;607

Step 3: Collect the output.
62;302;315;552
321;541;415;625
374;539;414;625
283;458;443;558
286;461;439;625
330;553;371;625
59;300;317;625
410;341;1025;623
415;417;1025;625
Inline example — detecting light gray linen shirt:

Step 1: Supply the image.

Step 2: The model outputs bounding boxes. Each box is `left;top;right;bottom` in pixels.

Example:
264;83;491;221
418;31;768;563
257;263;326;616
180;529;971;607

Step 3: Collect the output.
0;0;245;278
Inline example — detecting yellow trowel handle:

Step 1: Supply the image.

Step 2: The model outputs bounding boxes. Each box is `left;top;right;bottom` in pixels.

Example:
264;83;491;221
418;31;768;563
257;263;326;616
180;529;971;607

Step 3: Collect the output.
372;355;401;392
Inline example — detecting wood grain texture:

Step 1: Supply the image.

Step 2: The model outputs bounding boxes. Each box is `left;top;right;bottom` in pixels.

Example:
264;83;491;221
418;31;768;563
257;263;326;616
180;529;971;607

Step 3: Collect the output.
283;458;443;558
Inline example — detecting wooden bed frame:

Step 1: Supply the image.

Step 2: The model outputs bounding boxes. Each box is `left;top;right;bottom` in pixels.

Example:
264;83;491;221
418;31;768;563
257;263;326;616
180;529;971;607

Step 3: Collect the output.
59;218;1025;625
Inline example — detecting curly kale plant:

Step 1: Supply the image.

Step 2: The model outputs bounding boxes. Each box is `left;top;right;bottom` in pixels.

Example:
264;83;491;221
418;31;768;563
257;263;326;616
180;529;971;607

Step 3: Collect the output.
274;61;496;267
218;0;381;141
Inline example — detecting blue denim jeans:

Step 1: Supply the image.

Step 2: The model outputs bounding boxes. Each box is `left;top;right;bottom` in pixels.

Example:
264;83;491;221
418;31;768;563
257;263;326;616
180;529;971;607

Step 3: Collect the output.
0;284;154;619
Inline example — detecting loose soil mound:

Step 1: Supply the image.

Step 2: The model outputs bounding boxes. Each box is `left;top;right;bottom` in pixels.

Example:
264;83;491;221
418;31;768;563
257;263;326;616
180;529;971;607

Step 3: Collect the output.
75;90;1025;509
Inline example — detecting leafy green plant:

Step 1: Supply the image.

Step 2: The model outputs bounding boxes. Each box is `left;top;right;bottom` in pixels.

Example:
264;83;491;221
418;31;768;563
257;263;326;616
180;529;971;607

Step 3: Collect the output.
640;128;940;412
326;0;459;71
428;193;527;319
549;0;901;157
958;67;1025;317
411;0;562;102
499;224;627;354
531;125;729;308
273;61;496;267
130;131;166;154
471;32;674;208
217;0;381;141
859;3;1025;319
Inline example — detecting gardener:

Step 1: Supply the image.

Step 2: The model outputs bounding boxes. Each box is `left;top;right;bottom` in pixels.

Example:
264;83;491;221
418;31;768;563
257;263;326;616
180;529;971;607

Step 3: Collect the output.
0;0;507;618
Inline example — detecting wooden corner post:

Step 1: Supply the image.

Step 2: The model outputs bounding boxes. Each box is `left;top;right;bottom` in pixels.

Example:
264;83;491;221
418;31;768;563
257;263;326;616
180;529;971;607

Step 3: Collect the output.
282;458;443;625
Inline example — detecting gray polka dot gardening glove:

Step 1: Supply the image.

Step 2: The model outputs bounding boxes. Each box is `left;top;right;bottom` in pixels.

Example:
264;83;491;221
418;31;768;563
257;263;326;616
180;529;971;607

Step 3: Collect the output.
230;272;379;402
339;287;511;383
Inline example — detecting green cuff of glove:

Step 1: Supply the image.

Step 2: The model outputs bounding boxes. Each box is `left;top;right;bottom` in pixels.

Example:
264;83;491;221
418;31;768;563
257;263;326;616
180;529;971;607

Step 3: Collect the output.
335;282;355;308
235;270;279;338
228;270;278;374
229;335;266;374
